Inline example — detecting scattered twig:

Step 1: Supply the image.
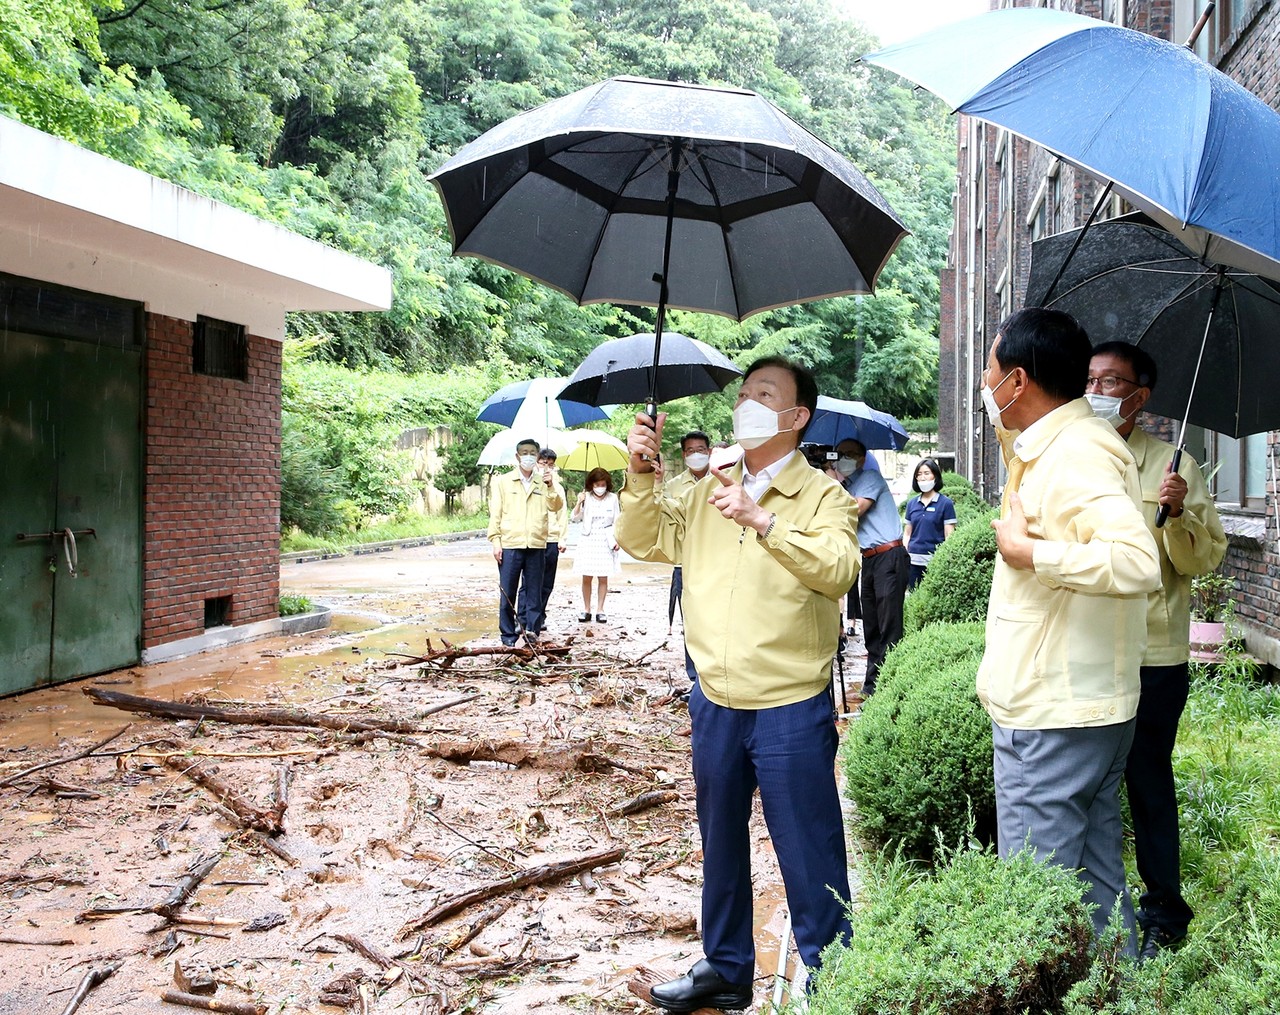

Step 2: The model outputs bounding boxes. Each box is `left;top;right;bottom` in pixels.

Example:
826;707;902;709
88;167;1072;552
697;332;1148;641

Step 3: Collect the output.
59;959;122;1015
0;726;131;789
608;789;680;817
159;989;266;1014
0;934;74;946
83;687;422;735
397;846;625;938
163;756;284;835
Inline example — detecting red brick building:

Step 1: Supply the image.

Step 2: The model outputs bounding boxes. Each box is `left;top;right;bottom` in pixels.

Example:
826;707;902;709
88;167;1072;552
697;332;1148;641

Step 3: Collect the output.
941;0;1280;666
0;117;392;695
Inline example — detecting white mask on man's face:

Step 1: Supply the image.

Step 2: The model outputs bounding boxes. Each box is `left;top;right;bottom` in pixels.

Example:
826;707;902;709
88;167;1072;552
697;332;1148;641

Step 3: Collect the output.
835;456;859;477
733;398;796;449
684;452;711;472
1085;392;1133;429
980;368;1018;430
518;454;537;470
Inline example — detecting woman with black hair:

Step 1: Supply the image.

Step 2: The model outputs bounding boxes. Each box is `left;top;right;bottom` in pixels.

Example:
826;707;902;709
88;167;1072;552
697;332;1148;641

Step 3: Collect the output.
903;458;957;590
571;467;620;621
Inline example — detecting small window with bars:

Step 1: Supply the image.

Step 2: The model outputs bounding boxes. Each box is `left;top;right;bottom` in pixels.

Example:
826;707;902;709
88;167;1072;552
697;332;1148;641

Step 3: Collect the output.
193;316;247;380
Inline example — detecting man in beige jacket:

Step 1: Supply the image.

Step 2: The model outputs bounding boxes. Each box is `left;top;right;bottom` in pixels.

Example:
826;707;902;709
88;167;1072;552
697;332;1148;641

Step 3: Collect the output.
618;357;859;1012
487;438;564;646
1087;341;1227;960
978;309;1161;953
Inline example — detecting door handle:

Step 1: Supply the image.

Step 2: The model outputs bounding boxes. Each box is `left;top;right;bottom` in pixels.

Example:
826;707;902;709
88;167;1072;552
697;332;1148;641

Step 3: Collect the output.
16;529;96;541
63;528;79;578
14;529;96;578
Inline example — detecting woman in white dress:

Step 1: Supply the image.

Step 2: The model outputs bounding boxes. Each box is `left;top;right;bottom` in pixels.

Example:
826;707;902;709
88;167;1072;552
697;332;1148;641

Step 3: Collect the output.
571;467;620;622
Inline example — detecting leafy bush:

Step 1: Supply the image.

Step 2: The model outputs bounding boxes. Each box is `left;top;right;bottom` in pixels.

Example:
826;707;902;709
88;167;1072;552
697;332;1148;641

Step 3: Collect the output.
811;845;1094;1015
278;595;314;616
281;412;349;535
841;623;993;862
904;516;997;633
940;470;992;529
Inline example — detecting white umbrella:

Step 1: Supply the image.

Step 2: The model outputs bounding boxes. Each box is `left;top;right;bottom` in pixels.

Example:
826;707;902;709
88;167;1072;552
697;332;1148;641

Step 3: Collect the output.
477;428;576;467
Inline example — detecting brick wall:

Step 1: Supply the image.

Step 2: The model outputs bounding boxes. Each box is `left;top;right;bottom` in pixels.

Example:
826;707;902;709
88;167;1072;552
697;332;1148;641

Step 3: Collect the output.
142;313;281;647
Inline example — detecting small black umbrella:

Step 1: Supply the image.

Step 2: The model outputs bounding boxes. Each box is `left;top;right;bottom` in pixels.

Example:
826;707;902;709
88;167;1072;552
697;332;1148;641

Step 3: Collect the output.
558;332;742;407
1026;217;1280;523
428;75;907;415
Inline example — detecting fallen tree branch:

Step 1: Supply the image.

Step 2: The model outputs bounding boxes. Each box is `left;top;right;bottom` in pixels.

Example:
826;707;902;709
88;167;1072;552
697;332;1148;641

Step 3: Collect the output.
60;959;122;1015
397;845;625;938
163;756;284;835
428;899;513;958
159;989;266;1015
0;725;130;789
609;789;681;817
80;851;222;922
0;934;75;946
83;687;421;735
331;932;434;992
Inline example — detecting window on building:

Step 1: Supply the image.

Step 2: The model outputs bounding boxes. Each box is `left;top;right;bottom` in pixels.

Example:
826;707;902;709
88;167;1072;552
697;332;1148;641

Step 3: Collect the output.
1028;192;1048;242
995;131;1009;218
1101;0;1125;26
1048;168;1064;233
1208;430;1270;511
193;316;248;380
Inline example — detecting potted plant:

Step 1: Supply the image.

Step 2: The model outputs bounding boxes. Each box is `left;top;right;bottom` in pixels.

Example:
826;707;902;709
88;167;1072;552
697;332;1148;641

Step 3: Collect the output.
1190;568;1236;654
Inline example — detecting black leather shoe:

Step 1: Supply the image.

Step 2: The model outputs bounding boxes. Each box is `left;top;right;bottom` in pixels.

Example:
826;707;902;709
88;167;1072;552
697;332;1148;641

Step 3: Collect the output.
1138;923;1186;962
649;959;752;1013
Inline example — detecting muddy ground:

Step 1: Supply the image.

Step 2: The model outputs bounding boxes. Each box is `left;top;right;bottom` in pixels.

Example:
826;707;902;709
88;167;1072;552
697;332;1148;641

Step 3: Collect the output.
0;536;867;1014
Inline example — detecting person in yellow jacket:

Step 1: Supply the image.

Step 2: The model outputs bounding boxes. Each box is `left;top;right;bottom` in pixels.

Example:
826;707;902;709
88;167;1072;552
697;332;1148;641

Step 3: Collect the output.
1087;341;1227;960
487;438;564;646
517;447;569;632
617;357;859;1013
978;309;1162;955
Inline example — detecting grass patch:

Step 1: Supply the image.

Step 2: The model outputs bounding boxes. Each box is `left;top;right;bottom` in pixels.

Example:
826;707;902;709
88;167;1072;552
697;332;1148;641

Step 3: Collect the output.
278;594;315;616
281;511;488;554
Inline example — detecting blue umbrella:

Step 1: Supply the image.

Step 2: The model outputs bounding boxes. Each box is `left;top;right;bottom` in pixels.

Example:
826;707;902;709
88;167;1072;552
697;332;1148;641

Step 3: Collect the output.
476;377;608;429
864;7;1280;282
804;396;908;451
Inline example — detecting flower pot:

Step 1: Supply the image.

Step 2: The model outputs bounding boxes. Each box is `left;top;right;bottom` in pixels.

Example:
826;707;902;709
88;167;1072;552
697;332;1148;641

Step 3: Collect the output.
1190;620;1228;652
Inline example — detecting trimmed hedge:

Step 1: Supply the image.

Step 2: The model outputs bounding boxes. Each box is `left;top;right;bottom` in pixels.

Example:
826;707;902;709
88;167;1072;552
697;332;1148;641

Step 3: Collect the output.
841;623;994;863
904;512;997;634
812;846;1094;1015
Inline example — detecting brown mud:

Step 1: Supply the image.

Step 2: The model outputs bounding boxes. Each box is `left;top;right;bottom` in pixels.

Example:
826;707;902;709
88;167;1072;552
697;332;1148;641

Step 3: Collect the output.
0;537;865;1013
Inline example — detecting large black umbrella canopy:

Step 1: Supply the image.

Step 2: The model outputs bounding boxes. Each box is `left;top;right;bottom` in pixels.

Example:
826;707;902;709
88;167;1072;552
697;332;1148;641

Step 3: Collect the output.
1026;218;1280;440
558;332;742;407
428;77;907;411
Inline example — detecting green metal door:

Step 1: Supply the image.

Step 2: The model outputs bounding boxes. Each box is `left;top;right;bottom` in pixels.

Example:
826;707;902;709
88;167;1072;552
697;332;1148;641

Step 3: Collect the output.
0;277;143;694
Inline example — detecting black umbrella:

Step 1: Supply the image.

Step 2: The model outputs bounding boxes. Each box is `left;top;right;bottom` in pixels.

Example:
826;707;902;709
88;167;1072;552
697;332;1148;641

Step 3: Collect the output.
1026;217;1280;523
558;332;742;407
428;75;907;415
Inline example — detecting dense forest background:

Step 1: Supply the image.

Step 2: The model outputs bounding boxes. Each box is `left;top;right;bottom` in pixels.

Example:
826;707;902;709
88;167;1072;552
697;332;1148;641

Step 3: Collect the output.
4;0;956;530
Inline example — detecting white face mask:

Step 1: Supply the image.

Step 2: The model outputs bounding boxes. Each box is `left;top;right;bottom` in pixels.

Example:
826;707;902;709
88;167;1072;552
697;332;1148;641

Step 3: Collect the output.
836;456;859;477
593;485;607;496
733;398;796;450
518;454;537;470
918;477;936;493
684;452;710;472
1086;392;1130;429
980;368;1018;430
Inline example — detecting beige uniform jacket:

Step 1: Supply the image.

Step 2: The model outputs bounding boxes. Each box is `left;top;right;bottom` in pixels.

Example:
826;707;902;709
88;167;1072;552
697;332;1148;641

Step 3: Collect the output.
487;470;565;550
617;455;860;710
977;399;1162;729
1128;427;1227;664
658;469;701;566
545;475;570;545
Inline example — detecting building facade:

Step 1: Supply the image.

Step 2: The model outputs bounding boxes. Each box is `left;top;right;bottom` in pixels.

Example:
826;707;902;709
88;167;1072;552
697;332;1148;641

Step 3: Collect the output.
941;0;1280;665
0;117;392;694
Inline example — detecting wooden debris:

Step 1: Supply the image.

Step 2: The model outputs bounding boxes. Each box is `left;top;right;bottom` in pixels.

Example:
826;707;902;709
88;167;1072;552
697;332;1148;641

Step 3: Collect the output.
0;725;130;789
159;989;266;1015
59;959;122;1015
245;830;300;868
331;932;434;993
163;756;285;835
422;739;622;772
428;899;513;957
397;845;625;938
626;964;723;1014
402;643;570;669
83;687;421;735
154;852;223;920
609;789;680;817
173;958;217;995
0;934;74;946
243;912;287;933
318;970;367;1008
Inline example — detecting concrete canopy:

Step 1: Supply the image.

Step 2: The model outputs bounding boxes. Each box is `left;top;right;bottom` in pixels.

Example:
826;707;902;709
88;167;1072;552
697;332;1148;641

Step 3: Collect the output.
0;116;393;339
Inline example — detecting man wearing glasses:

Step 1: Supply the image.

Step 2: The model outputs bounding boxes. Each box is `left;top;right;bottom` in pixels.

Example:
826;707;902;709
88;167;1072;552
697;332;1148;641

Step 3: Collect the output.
1086;342;1227;961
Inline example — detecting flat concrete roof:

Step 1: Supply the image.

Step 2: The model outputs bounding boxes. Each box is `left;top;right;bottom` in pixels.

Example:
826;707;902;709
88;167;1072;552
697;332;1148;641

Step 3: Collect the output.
0;116;393;339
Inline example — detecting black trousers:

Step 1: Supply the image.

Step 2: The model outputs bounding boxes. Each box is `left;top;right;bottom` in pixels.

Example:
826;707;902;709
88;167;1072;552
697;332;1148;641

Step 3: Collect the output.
1126;662;1194;935
859;545;907;695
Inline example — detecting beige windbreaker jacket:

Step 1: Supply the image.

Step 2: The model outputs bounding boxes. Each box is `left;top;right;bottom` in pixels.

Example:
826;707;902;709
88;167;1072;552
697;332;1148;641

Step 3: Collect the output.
977;400;1162;729
617;454;860;710
487;470;564;550
1127;427;1227;664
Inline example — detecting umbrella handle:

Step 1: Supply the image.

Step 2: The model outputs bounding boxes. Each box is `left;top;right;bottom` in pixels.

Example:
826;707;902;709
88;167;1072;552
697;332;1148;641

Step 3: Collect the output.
1155;447;1182;528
